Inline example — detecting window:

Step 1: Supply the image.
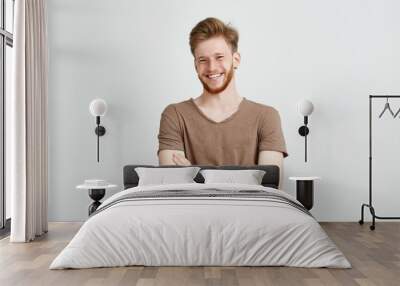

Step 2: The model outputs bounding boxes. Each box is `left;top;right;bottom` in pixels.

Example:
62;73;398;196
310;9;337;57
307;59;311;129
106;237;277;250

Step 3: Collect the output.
0;0;14;233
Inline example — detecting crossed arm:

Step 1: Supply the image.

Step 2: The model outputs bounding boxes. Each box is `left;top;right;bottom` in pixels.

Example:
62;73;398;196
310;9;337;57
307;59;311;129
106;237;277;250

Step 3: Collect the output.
158;150;284;188
158;150;191;166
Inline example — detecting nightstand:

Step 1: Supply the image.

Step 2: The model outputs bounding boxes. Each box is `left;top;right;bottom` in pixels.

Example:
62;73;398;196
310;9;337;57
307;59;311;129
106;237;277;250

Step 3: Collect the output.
289;177;320;210
76;182;117;215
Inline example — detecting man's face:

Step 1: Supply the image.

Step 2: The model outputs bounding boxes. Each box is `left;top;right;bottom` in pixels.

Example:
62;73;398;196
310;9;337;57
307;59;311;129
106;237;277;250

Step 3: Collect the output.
194;36;240;94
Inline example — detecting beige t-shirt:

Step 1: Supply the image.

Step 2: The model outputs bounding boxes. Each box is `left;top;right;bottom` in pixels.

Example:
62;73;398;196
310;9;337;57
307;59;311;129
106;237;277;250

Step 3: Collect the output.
158;98;288;166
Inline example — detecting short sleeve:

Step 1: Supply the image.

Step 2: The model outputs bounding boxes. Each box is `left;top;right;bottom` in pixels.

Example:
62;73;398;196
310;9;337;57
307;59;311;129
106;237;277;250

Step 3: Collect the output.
258;107;288;157
158;104;184;154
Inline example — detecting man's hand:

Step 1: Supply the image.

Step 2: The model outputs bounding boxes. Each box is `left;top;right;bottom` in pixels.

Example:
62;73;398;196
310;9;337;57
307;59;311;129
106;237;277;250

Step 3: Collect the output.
158;150;192;166
172;153;191;166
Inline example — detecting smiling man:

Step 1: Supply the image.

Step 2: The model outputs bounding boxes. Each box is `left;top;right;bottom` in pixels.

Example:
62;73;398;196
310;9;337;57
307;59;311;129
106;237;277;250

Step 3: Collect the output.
158;17;288;172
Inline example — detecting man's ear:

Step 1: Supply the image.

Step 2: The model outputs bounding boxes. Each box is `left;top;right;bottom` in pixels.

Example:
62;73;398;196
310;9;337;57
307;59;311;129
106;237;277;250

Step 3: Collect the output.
233;52;241;69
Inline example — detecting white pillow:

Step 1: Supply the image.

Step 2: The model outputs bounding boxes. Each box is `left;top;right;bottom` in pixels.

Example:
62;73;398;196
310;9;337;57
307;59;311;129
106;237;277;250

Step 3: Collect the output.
200;169;266;185
135;167;201;186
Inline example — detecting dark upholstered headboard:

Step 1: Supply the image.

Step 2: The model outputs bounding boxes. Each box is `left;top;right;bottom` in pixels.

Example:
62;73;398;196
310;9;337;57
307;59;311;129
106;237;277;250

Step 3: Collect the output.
123;165;280;189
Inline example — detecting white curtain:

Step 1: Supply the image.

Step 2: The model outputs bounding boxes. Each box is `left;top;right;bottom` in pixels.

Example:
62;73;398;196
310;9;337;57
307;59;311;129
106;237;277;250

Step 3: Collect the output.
8;0;48;242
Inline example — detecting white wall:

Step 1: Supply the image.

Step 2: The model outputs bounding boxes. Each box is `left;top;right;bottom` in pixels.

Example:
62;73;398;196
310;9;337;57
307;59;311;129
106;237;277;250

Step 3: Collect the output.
47;0;400;221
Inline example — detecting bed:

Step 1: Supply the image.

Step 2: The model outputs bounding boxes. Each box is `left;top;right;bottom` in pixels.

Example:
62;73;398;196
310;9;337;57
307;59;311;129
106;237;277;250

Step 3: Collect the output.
50;165;351;269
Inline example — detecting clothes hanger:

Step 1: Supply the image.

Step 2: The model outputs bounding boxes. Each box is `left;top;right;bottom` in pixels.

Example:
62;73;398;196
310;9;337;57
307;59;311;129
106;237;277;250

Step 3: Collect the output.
394;106;400;118
378;97;395;118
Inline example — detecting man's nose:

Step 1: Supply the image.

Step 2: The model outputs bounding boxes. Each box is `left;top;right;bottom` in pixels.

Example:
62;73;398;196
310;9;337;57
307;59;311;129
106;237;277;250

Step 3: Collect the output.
207;59;217;72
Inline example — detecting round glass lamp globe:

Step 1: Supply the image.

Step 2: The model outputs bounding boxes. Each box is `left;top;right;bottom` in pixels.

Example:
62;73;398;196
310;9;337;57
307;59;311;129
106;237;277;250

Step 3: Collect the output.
298;99;314;116
89;99;107;116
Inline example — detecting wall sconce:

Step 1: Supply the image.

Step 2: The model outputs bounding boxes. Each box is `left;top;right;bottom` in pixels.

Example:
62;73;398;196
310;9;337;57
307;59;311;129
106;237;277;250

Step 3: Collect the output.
89;99;107;162
297;99;314;162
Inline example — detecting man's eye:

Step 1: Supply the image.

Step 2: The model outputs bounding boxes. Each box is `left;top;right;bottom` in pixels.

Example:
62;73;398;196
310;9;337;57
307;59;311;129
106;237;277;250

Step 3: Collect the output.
198;59;206;63
217;56;224;60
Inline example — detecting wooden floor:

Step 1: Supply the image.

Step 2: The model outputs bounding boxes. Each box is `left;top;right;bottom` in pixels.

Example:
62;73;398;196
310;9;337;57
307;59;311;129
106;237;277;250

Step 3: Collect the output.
0;222;399;286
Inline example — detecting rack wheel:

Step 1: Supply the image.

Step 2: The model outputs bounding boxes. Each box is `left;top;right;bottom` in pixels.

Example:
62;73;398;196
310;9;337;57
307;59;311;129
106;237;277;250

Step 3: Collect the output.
370;225;375;231
358;220;364;225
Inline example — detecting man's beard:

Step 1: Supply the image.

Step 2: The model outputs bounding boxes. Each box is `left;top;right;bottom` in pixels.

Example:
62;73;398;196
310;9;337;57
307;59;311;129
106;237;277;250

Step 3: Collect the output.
198;64;235;95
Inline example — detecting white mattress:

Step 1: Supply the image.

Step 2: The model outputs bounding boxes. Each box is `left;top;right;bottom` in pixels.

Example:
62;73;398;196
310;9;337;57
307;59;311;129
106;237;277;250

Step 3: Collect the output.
50;183;351;269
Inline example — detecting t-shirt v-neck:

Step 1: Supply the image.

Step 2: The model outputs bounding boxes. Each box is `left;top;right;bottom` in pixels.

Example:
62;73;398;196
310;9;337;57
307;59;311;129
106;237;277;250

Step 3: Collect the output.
189;97;246;124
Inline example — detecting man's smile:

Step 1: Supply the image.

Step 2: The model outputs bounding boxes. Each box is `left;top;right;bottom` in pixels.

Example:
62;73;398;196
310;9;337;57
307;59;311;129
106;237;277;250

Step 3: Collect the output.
206;73;224;81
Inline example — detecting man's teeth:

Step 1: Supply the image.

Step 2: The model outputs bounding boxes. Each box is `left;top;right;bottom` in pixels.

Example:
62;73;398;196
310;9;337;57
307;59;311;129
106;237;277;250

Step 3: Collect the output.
208;73;223;79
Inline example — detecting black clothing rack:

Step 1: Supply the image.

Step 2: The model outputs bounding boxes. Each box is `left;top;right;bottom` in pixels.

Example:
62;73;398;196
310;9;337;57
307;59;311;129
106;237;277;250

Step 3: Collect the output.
359;95;400;230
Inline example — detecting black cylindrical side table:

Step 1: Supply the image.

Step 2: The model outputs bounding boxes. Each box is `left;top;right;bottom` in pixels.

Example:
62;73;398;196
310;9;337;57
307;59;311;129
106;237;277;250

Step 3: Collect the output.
76;183;118;216
88;189;106;215
289;177;320;210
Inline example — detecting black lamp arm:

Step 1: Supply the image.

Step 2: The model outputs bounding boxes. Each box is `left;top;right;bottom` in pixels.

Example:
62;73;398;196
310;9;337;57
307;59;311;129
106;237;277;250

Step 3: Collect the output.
94;116;106;162
298;116;310;162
